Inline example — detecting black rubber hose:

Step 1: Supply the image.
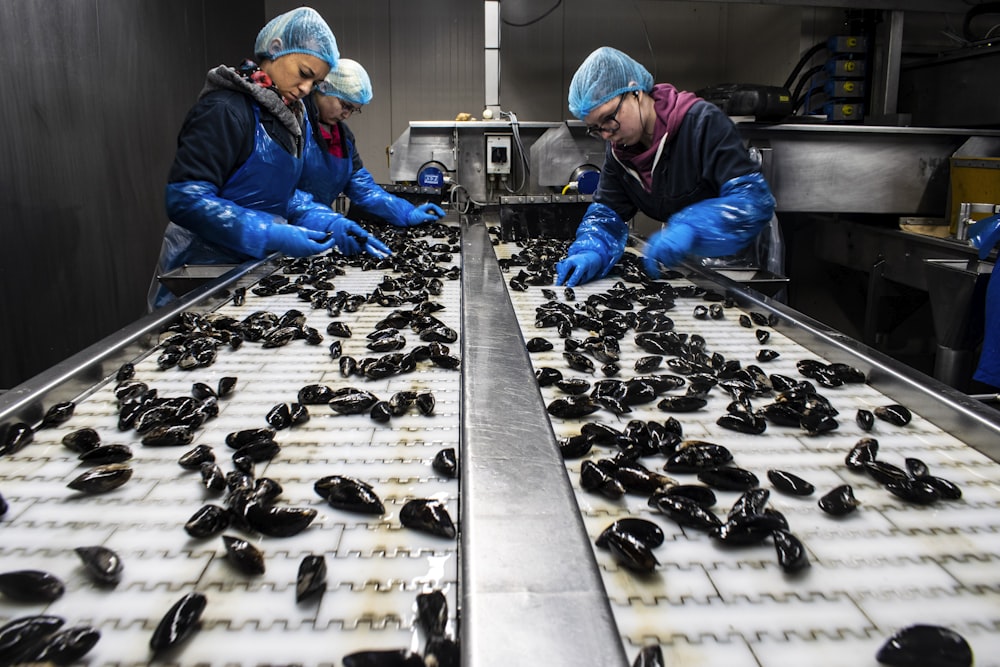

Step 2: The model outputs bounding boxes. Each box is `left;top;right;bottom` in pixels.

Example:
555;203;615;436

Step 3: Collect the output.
783;41;828;91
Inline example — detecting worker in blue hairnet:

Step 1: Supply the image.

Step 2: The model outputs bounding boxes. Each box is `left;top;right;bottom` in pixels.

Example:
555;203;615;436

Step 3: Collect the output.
299;59;446;226
970;214;1000;388
149;7;390;310
555;47;776;287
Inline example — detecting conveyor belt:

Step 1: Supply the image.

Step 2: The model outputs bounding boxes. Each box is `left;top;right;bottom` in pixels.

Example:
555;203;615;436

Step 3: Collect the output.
494;234;1000;666
0;225;463;665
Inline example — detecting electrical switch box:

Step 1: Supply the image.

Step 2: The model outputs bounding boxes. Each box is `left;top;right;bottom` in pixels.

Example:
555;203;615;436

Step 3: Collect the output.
486;134;512;175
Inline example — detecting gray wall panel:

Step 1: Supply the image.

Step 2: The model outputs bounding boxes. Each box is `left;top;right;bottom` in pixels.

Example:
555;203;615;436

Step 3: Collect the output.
0;0;261;389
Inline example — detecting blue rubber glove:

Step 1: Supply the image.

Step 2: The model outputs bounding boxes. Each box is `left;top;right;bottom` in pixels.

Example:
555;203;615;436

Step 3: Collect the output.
643;224;697;279
266;224;337;257
969;213;1000;260
405;203;447;226
555;251;603;287
330;218;393;258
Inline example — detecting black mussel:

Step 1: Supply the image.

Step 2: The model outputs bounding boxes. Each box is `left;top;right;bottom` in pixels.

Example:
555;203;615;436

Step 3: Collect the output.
0;614;66;664
417;589;449;638
74;545;123;586
662;484;716;508
717;412;767;435
400;499;456;538
266;403;292;429
755;329;770;344
217;376;237;398
818;484;860;516
596;518;665;550
556;378;591;395
560;434;593;459
199;462;227;493
657;396;707;413
767;469;815;496
178;444;215;470
184;504;230;539
288;402;309;425
925;476;962;500
314;475;385;515
141;425;194;447
634;355;664;373
664;442;733;473
708;303;724;319
711;512;787;546
800;412;839;435
846;437;879;470
40;401;75;428
296;554;327;602
536;367;563;386
191;382;216;401
1;421;34;457
78;443;132;465
693;305;708;319
17;624;100;665
432;448;457;478
343;649;425;667
329;388;380;415
874;404;912;426
67;464;133;494
115;362;135;382
0;570;65;602
245;503;317;537
632;645;665;667
225;427;276;450
865;460;910;486
885;478;941;505
526;337;554;352
773;529;810;573
0;491;7;518
563;351;595;374
329;340;343;360
603;528;659;573
698;467;759;492
605;459;676;494
905;457;930;479
738;314;753;328
222;535;265;575
547;396;600;419
61;427;98;453
828;363;866;384
297;384;336;405
727;488;771;520
756;349;780;362
648;493;722;532
251;477;283;504
875;624;972;667
580;460;626;499
856;408;875;431
326;321;353;338
370;401;393;423
149;591;207;655
415;391;436;416
261;325;298;348
430;351;461;370
759;402;802;427
339;355;358;377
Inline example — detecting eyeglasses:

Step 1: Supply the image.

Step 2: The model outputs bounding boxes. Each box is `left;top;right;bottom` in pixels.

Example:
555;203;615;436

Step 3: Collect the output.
339;99;363;115
586;93;626;139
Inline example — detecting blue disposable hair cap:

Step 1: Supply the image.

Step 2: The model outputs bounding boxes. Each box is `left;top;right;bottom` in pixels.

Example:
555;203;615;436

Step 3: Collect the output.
254;7;339;71
316;59;373;105
568;46;654;120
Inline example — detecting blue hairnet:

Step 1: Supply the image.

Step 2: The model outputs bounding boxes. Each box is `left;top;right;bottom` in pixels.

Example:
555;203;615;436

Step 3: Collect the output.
254;7;339;71
568;47;654;119
316;59;373;105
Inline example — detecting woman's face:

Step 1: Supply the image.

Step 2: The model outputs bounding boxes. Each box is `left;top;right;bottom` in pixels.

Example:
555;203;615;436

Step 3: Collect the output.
583;91;641;146
315;94;362;125
260;54;330;105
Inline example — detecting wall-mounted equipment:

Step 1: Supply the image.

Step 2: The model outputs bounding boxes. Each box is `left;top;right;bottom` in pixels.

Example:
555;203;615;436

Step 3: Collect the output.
485;134;512;175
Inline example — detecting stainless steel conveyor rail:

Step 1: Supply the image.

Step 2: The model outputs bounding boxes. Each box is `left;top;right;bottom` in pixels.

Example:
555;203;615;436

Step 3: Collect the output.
459;216;628;667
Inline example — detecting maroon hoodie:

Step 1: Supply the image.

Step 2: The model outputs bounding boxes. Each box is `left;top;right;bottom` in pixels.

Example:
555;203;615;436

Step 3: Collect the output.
612;83;700;192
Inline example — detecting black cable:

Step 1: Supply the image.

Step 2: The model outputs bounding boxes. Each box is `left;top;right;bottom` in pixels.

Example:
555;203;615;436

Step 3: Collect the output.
782;41;828;91
790;64;825;109
502;0;562;27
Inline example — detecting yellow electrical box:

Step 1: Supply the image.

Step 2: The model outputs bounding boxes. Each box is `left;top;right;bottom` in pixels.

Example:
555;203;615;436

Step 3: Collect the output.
949;157;1000;234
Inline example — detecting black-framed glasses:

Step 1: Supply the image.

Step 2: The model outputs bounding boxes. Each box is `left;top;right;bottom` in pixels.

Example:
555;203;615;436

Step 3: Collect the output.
340;99;363;115
585;93;626;139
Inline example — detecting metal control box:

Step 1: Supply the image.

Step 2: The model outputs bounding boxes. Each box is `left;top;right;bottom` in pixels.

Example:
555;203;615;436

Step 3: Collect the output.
485;134;512;175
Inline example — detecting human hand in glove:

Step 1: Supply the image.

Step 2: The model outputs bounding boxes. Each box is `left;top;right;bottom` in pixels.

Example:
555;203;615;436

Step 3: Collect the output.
266;224;337;257
404;203;447;226
642;224;696;279
330;218;393;258
555;251;603;287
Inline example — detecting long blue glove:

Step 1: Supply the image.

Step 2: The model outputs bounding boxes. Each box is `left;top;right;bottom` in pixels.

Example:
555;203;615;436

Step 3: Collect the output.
331;218;392;258
969;213;1000;260
555;251;603;287
642;224;697;278
266;224;337;257
405;203;447;226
